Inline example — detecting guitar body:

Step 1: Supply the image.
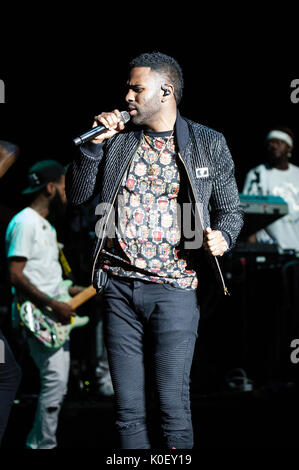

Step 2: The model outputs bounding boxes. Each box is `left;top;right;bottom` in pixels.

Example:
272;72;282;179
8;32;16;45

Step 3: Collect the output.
19;280;92;350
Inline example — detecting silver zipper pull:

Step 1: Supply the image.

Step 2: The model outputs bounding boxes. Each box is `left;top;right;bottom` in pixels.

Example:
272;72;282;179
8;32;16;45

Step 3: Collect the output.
224;287;230;296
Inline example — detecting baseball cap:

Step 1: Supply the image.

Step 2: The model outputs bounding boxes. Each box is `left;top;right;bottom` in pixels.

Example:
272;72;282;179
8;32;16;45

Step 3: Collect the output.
22;160;66;195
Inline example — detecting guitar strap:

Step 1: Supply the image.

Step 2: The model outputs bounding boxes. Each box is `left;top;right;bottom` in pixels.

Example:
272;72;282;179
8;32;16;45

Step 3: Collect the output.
57;243;73;279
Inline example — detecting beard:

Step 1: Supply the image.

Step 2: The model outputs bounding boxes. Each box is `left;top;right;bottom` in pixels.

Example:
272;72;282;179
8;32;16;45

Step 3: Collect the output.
130;96;161;127
48;189;67;226
266;149;286;167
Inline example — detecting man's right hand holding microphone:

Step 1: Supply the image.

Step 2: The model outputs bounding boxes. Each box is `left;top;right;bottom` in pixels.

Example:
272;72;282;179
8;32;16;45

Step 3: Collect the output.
91;110;126;144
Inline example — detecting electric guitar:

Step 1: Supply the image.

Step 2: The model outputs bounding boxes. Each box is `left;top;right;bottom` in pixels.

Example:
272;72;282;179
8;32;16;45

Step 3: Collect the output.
19;280;97;350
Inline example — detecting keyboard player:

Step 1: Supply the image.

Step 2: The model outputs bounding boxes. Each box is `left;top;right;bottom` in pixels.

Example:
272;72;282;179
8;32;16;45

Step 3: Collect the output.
242;126;299;252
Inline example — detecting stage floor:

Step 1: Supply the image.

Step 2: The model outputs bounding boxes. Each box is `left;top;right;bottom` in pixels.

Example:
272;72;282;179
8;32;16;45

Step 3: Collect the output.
2;385;299;449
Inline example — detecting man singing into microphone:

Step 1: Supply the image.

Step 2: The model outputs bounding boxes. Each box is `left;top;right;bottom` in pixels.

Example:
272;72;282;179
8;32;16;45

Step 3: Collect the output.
66;52;243;449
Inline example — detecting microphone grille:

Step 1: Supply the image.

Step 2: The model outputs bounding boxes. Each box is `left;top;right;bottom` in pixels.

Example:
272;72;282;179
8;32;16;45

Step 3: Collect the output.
120;111;130;124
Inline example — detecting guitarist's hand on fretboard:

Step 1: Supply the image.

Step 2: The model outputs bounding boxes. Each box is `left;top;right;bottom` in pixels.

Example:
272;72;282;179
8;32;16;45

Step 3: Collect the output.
49;299;75;324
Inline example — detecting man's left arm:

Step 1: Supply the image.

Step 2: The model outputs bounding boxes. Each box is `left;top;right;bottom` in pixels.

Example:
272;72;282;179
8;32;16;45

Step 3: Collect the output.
206;134;243;254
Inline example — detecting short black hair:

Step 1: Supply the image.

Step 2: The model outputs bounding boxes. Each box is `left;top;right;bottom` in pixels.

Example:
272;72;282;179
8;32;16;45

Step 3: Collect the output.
129;51;184;105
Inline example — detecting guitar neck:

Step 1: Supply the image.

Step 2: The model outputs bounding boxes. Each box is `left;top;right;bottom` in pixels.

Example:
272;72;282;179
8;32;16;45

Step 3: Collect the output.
67;285;97;310
0;142;19;178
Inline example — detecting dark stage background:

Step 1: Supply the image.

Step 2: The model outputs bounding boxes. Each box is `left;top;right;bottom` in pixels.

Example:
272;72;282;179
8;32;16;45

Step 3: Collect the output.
1;46;299;448
1;57;298;204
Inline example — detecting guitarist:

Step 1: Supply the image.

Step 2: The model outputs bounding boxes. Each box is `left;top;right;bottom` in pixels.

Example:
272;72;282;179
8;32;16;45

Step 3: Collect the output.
5;160;77;449
0;141;22;446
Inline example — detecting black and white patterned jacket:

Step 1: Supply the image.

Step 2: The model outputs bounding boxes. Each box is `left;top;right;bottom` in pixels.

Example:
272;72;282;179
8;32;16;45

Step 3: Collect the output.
66;111;243;294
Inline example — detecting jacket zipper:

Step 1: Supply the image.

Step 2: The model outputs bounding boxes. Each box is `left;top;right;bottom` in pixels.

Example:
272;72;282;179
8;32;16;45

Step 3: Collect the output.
177;152;230;296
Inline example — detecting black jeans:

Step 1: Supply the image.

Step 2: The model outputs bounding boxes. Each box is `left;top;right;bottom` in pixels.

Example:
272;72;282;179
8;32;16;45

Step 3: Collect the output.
102;275;200;449
0;329;22;445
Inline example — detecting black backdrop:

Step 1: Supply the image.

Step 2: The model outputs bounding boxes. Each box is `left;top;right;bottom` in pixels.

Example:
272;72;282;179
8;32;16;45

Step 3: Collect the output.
1;42;299;391
1;48;298;209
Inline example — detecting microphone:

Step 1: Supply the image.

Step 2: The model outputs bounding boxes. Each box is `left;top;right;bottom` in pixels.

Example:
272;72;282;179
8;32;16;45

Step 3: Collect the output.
73;111;130;146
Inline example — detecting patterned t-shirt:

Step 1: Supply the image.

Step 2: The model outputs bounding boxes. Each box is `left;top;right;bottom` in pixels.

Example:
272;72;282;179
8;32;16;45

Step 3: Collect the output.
99;130;198;290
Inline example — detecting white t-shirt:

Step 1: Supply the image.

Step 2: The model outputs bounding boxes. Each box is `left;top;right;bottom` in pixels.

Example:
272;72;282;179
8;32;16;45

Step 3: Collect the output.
5;207;63;296
243;163;299;250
